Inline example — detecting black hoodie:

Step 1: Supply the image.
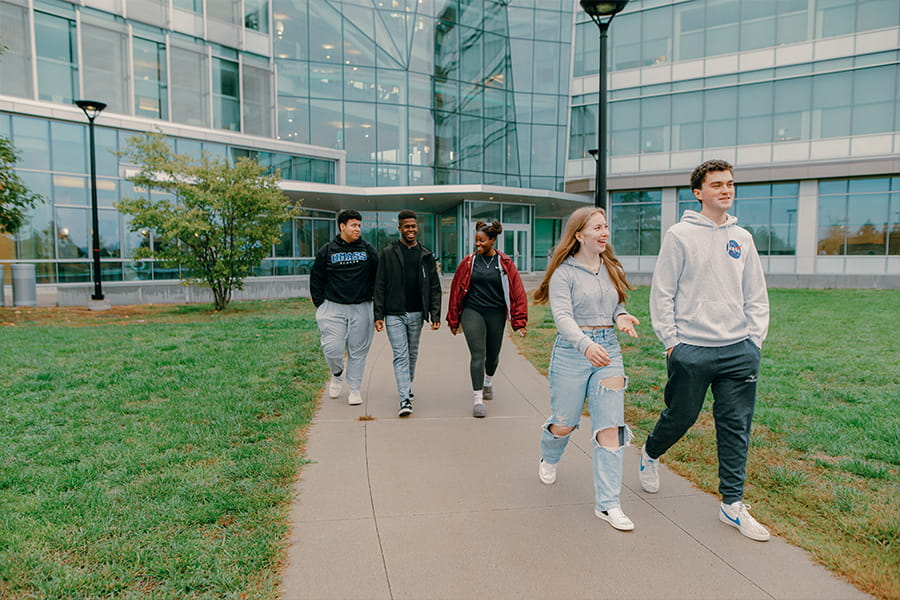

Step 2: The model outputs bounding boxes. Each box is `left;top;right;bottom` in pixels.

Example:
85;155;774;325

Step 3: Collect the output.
310;235;378;307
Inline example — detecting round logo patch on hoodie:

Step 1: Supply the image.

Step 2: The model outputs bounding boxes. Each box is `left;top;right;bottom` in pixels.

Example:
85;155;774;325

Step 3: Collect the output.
726;240;742;259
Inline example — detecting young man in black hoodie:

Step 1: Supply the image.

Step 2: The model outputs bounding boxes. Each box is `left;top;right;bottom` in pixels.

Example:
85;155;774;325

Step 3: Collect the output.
310;209;378;405
373;210;443;417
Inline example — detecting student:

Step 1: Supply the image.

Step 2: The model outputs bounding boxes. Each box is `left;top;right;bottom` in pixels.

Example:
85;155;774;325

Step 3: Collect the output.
446;221;527;418
533;206;640;531
309;209;378;406
373;209;443;417
641;159;771;542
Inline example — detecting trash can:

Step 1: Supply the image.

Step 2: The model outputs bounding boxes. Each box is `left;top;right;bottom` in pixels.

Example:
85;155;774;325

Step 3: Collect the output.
12;263;37;307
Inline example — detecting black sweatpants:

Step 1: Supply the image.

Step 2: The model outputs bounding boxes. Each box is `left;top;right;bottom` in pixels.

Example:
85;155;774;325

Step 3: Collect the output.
460;306;507;391
645;339;761;504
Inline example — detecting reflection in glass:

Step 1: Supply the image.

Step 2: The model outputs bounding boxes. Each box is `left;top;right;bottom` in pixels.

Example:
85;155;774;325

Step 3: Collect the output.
134;37;168;120
35;12;78;104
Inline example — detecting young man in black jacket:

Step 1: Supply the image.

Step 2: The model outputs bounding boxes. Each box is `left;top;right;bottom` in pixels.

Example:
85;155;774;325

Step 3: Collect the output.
310;209;378;406
373;210;442;417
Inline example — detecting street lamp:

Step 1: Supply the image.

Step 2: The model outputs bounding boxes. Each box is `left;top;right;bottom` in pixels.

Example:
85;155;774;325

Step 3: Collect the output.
580;0;628;210
74;99;107;302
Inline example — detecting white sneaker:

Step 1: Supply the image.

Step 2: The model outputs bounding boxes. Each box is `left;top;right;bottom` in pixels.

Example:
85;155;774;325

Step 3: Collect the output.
328;375;342;399
348;389;362;405
639;444;660;493
719;501;770;542
539;459;557;485
594;507;635;531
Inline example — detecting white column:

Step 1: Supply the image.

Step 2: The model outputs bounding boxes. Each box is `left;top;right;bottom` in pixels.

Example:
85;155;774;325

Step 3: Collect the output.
795;179;817;274
661;186;678;233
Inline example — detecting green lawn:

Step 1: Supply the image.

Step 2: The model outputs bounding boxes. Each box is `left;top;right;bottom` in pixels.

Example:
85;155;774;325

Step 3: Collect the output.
514;287;899;600
0;300;327;600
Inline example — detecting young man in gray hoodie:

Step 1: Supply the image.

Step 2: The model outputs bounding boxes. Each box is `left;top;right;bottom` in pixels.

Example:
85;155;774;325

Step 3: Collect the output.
640;159;771;542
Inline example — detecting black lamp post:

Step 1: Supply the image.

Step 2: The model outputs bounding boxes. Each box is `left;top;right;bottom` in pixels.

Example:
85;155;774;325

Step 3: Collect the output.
74;100;107;301
580;0;628;210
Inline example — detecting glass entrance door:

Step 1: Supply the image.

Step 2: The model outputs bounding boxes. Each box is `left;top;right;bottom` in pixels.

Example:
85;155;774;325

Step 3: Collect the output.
500;225;530;272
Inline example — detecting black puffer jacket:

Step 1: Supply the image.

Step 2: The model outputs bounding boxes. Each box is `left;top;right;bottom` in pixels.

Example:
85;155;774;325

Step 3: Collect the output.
310;235;378;307
373;240;442;323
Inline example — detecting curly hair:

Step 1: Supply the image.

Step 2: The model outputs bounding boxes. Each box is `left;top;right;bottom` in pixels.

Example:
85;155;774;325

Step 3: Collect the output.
690;159;733;192
475;220;502;239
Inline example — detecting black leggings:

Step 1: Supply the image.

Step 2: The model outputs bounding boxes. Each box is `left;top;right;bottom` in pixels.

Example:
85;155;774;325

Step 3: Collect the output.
460;306;507;390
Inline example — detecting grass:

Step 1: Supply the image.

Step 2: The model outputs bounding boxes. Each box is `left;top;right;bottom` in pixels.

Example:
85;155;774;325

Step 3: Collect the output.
0;299;327;600
513;287;899;600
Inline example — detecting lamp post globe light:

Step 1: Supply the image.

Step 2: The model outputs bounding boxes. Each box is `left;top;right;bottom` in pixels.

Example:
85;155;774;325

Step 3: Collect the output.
580;0;628;210
74;100;107;303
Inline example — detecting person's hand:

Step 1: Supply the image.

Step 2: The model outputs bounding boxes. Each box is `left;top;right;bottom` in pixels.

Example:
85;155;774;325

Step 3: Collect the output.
616;314;640;338
516;327;527;337
666;346;674;357
450;326;459;335
374;319;384;332
584;342;610;367
430;321;441;330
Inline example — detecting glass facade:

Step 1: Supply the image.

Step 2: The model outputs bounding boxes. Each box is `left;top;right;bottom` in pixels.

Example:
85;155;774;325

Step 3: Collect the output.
571;60;900;158
0;1;274;135
274;0;572;189
574;0;900;76
817;178;900;256
0;112;336;283
611;191;661;256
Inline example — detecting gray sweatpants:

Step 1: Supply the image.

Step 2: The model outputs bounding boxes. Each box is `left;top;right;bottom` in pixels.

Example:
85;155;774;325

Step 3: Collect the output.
315;299;374;392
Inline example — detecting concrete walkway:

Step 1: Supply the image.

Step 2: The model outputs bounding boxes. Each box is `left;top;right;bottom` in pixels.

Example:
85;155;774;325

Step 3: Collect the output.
280;325;869;600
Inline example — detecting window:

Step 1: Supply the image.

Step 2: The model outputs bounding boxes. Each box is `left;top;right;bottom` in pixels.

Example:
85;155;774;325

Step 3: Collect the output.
818;178;898;256
134;38;168;120
81;20;129;114
611;190;661;256
245;0;269;33
213;59;241;131
170;43;210;127
0;2;33;98
35;11;78;104
242;62;272;137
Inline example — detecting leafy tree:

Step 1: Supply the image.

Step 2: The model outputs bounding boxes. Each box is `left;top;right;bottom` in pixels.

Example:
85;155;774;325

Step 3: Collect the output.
118;133;298;310
0;136;42;234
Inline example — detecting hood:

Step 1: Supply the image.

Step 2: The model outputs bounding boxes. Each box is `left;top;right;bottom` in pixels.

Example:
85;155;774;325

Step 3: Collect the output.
681;210;738;228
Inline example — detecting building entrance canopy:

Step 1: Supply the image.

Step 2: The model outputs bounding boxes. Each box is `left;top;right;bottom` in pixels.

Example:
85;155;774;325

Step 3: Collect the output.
278;181;591;218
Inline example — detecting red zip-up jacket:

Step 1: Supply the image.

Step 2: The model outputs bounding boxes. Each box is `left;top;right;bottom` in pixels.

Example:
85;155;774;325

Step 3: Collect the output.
446;251;528;331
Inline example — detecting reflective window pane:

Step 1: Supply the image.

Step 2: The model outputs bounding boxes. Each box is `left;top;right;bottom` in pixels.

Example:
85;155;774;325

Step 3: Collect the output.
35;12;78;104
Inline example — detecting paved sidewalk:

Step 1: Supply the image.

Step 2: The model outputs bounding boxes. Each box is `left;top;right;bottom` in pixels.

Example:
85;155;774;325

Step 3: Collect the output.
280;325;869;600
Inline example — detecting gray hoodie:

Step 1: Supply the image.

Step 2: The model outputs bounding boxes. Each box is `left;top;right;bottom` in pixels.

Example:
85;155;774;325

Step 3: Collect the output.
650;210;769;349
549;256;629;354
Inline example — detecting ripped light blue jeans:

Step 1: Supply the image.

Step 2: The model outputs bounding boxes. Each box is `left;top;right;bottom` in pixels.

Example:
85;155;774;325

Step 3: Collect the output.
540;329;631;512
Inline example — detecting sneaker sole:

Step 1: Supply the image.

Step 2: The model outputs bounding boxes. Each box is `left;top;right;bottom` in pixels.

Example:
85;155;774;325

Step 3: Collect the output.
348;398;363;406
718;512;770;541
473;405;486;418
398;408;412;417
594;509;635;531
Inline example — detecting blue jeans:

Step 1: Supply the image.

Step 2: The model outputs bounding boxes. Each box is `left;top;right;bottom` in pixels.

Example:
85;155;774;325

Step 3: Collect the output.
385;312;424;401
540;330;631;512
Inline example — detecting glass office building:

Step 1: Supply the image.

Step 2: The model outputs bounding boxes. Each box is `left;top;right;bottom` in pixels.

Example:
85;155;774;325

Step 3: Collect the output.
568;0;900;282
1;0;897;297
0;0;584;294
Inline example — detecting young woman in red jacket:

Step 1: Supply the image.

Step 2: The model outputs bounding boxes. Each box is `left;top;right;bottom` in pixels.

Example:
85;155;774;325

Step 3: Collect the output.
446;221;528;418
